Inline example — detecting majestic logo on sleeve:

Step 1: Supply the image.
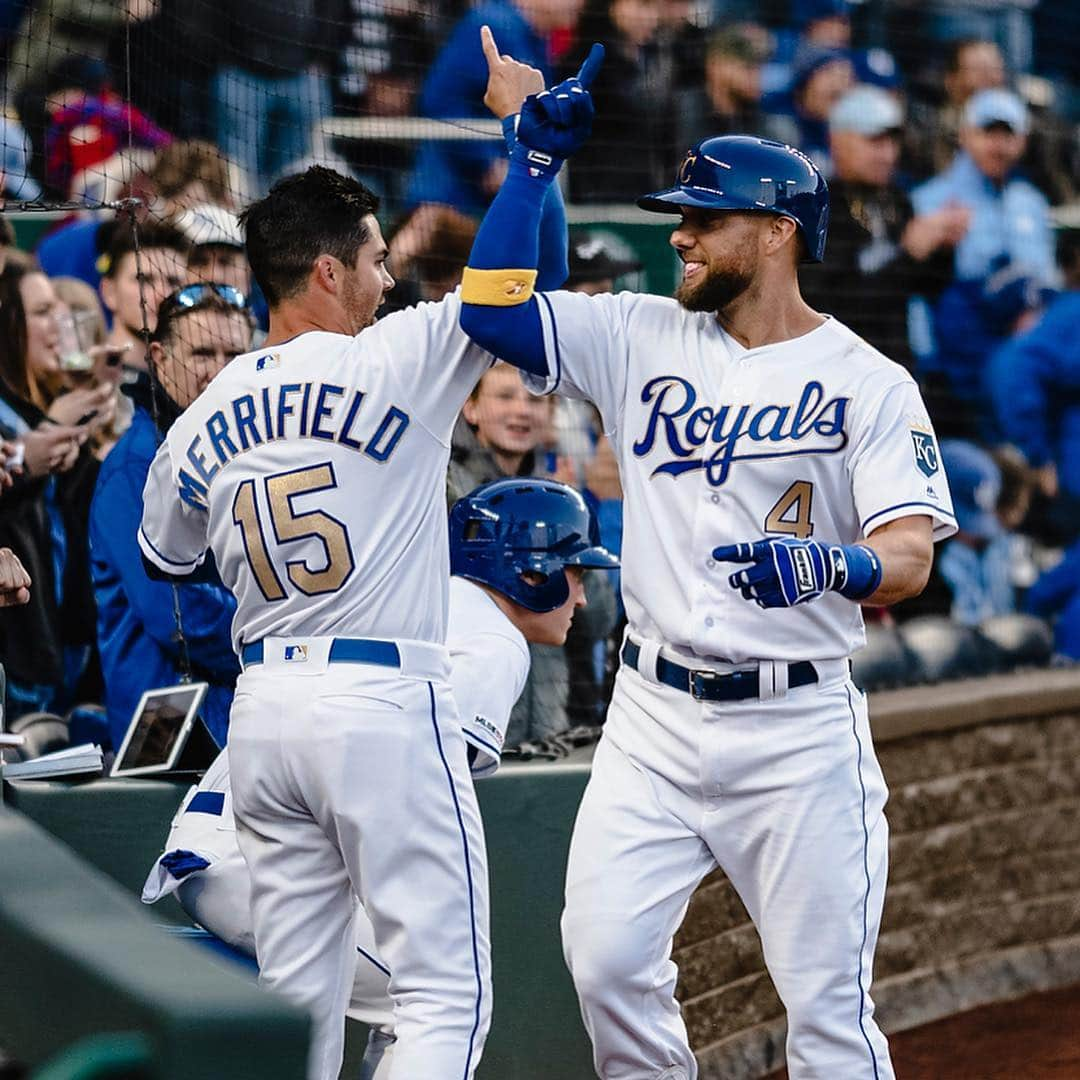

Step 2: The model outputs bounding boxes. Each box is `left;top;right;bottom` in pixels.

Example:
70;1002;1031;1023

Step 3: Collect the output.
911;429;939;477
631;376;849;486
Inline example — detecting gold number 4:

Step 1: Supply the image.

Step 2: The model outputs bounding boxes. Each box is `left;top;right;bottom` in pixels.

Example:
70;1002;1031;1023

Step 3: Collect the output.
232;463;355;602
765;480;815;539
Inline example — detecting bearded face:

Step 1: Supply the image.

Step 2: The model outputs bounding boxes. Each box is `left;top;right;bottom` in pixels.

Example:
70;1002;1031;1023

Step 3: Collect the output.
672;211;764;313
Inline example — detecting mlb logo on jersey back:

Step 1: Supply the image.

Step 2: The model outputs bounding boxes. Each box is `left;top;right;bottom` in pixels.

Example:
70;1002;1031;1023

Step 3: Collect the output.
911;430;939;477
284;644;308;662
255;353;281;372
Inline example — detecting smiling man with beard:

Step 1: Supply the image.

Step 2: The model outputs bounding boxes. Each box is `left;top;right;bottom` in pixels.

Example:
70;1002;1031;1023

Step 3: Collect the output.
458;78;959;1078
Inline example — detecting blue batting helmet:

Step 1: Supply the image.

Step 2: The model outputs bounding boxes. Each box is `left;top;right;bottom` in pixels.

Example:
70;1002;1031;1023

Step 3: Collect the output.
637;135;830;263
449;478;619;613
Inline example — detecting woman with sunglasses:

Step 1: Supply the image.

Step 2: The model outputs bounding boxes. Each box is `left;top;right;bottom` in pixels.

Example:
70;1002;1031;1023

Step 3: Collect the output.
90;281;255;752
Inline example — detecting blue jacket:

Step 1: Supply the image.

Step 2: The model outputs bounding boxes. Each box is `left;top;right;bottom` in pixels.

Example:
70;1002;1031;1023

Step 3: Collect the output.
912;152;1053;282
988;292;1080;497
90;396;239;750
406;1;548;213
1025;539;1080;659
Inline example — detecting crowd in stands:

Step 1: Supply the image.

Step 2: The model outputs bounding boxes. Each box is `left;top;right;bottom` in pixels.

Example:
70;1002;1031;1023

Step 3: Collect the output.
0;0;1077;762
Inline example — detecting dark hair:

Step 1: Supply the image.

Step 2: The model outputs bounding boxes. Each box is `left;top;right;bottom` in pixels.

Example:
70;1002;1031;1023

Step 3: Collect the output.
238;167;380;307
0;259;43;404
0;216;14;248
101;216;190;279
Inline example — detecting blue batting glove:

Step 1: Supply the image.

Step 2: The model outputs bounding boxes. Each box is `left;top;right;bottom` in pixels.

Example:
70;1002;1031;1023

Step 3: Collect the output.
511;43;604;178
711;538;883;609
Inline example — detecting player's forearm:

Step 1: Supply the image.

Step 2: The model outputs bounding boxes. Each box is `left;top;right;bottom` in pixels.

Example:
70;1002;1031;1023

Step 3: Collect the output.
460;159;551;373
861;515;934;605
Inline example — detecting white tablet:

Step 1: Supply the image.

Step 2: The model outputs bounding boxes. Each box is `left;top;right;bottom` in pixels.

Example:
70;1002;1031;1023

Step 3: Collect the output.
110;683;209;778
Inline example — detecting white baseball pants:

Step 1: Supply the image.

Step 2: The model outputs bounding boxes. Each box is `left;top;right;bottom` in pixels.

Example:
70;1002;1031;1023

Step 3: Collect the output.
562;660;893;1080
227;637;490;1080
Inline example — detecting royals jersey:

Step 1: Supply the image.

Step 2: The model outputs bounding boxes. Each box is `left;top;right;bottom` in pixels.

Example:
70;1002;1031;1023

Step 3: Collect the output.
138;292;491;651
527;292;957;663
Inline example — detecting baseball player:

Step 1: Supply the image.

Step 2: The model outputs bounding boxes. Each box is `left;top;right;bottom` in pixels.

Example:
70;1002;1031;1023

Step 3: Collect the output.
142;478;618;1079
136;34;573;1079
457;65;956;1080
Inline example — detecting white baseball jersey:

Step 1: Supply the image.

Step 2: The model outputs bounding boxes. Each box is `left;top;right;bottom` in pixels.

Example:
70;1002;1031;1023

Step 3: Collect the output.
138;291;491;650
527;293;957;662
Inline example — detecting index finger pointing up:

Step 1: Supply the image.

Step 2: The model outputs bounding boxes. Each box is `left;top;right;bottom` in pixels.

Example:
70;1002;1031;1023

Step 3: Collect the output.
480;24;502;70
575;42;605;89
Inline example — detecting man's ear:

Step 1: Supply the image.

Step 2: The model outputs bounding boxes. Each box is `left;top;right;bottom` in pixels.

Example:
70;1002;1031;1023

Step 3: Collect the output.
311;255;338;294
766;214;799;257
99;275;118;314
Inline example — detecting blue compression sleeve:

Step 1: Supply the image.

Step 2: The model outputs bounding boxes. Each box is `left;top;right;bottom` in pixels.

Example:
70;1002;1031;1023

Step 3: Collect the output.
460;159;551;375
499;114;568;291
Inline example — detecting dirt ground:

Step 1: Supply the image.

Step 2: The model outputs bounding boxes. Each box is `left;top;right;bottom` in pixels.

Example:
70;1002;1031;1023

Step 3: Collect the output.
765;984;1080;1079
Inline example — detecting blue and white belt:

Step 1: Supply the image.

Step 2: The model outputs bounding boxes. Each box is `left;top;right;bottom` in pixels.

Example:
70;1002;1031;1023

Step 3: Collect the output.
621;639;819;702
240;637;402;669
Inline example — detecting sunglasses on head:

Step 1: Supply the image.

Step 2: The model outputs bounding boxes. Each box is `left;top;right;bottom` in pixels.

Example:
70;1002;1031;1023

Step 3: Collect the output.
160;282;248;313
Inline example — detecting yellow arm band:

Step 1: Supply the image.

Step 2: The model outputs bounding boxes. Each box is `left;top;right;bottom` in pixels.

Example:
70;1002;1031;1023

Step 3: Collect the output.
461;267;538;306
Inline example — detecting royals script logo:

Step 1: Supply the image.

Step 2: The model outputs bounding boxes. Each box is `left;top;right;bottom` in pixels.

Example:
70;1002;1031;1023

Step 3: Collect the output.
631;376;850;486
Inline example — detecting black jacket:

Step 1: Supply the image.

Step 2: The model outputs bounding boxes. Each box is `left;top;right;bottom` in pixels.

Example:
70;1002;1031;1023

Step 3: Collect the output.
799;179;954;371
0;388;99;686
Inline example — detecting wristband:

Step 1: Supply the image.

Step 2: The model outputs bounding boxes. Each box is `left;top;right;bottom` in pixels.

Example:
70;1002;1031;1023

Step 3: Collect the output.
835;543;882;601
461;266;537;306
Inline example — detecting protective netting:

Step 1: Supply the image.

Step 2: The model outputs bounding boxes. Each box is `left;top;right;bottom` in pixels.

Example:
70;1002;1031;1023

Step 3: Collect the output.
0;0;1077;747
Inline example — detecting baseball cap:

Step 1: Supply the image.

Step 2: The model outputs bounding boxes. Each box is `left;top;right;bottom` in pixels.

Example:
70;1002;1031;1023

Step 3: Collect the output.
940;439;1001;541
707;24;772;65
567;232;642;286
175;203;244;249
829;86;903;137
792;45;851;91
793;0;851;27
964;88;1029;135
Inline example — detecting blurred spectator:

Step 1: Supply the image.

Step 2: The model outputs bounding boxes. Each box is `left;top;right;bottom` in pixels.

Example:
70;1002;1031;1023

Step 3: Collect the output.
569;0;678;202
212;0;341;192
99;218;189;361
565;228;642;296
0;118;41;201
929;260;1055;439
384;202;478;313
1025;539;1080;660
799;86;967;370
7;0;123;100
91;285;253;750
175;204;252;297
407;0;574;213
448;363;617;745
0;217;15;274
912;88;1054;282
989;225;1080;540
149;140;242;215
936;439;1019;625
761;45;853;173
37;55;171;200
675;23;770;150
907;38;1007;180
0;261;106;720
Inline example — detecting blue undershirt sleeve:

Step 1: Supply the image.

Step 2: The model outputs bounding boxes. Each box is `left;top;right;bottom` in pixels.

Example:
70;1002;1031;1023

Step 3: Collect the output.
459;160;553;375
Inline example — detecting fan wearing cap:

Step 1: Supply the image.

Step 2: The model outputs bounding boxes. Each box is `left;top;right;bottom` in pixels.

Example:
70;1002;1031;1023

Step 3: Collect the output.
799;85;969;370
175;203;252;299
89;282;255;751
912;88;1054;282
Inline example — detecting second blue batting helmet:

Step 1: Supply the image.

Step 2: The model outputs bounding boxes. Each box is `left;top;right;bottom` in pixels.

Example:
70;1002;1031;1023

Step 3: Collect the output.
637;135;829;263
449;478;619;613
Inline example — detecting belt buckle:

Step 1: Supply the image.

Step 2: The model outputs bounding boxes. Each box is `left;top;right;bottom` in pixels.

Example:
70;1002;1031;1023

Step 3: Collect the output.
690;669;722;700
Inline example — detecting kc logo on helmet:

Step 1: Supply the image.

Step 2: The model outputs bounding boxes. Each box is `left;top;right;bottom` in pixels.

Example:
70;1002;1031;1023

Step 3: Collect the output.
679;152;698;185
911;430;939;477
